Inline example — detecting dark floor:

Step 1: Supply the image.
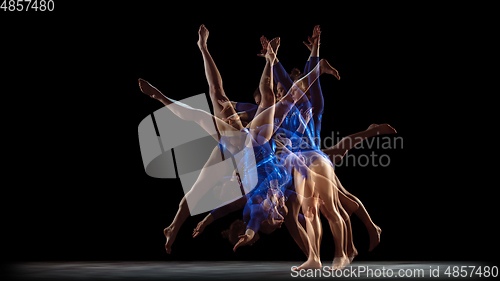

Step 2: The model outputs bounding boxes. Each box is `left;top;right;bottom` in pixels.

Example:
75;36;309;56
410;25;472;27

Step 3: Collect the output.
5;261;497;280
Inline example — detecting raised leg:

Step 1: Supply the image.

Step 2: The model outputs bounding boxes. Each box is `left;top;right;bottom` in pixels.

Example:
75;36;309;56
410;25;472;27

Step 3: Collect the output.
197;25;242;131
138;78;237;140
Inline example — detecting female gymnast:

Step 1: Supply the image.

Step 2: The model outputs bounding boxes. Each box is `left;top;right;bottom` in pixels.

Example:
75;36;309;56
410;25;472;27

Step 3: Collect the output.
225;32;352;270
138;25;323;261
266;25;397;259
247;27;352;270
266;27;397;269
140;25;396;271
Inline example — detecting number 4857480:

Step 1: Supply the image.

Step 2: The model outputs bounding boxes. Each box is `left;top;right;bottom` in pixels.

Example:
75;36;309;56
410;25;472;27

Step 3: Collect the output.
1;0;55;11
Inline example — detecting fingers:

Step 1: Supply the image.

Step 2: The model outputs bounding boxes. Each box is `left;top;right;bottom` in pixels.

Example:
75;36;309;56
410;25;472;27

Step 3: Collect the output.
313;25;321;37
314;25;321;34
233;244;239;252
193;229;202;238
303;25;321;51
308;25;321;46
217;98;229;108
193;228;202;238
192;221;204;237
233;237;246;252
218;101;229;114
303;41;312;51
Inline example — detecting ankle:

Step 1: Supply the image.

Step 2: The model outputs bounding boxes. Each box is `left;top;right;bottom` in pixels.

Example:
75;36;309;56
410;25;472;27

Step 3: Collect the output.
334;252;347;258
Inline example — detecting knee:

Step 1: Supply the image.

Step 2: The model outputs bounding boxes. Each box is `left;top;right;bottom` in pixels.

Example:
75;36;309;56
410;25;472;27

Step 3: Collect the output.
303;204;319;220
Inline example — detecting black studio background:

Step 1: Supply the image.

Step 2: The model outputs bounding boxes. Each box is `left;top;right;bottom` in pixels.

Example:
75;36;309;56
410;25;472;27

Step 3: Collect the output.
4;3;497;265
